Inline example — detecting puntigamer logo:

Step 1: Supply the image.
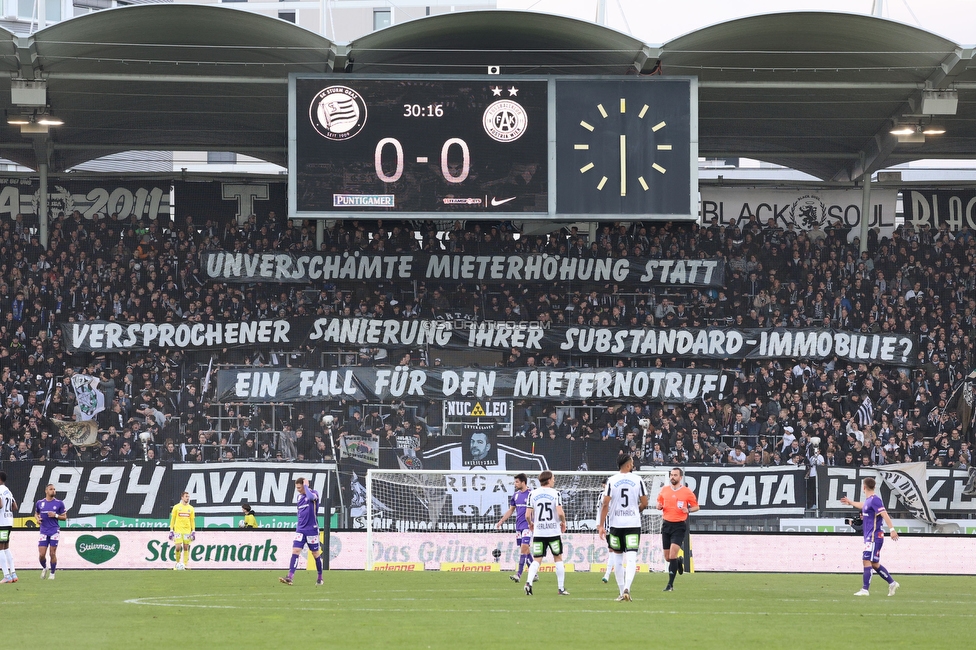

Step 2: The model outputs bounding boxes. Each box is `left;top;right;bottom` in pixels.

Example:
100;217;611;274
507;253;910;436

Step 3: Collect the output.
76;534;121;565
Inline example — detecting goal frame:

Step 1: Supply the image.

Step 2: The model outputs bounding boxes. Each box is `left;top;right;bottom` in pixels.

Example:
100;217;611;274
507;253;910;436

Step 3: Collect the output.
365;468;671;570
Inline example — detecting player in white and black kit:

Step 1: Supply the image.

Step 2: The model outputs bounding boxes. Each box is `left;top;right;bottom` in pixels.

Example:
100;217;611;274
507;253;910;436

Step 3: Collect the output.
524;470;569;596
0;471;19;583
598;454;648;602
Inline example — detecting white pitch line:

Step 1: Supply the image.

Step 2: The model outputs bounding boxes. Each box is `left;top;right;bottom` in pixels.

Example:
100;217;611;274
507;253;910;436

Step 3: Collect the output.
122;595;973;617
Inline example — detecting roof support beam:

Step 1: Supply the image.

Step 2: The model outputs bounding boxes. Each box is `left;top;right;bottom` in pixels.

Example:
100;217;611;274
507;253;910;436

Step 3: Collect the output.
51;143;286;153
633;46;661;74
700;151;858;159
15;37;40;80
44;72;287;84
332;44;352;73
838;47;976;182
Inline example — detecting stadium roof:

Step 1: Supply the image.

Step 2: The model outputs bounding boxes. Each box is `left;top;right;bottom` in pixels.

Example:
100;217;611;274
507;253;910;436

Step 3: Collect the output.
1;6;975;181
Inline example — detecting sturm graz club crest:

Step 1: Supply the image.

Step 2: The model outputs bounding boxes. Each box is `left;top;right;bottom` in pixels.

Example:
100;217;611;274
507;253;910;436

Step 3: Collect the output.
482;100;528;143
788;194;830;230
310;85;368;141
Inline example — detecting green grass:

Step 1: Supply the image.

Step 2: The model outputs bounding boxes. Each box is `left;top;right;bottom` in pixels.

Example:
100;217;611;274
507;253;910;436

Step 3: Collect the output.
3;570;972;649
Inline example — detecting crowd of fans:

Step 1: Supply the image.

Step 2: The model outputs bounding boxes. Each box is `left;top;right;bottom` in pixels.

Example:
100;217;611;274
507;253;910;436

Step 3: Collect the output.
0;207;973;473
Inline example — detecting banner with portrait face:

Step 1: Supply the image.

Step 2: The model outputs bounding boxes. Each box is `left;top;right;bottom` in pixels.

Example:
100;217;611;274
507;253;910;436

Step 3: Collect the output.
462;423;499;468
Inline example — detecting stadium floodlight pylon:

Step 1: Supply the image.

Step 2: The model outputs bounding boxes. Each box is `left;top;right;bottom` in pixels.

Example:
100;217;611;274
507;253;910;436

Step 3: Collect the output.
365;469;670;570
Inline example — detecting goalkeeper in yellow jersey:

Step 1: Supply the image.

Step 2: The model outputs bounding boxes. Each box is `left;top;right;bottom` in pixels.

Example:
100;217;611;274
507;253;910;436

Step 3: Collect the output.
169;492;196;570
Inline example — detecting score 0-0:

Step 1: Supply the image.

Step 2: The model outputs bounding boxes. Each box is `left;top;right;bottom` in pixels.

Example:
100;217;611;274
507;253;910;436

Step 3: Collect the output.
376;101;470;185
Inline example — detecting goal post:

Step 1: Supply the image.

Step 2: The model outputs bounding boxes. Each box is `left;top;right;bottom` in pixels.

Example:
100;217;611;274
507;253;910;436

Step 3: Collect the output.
365;469;671;570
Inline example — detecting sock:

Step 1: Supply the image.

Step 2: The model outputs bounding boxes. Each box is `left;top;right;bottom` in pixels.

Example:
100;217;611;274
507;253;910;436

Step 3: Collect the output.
668;558;678;586
874;565;894;584
5;549;14;575
602;559;613;581
624;551;638;591
525;560;540;585
315;554;323;579
183;548;189;567
555;561;565;590
50;561;57;574
613;553;625;595
40;557;47;569
517;553;527;577
287;553;299;579
862;566;872;591
0;551;8;577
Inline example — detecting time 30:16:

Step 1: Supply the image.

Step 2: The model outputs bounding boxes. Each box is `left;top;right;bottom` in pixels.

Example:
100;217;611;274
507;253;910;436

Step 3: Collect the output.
403;103;445;117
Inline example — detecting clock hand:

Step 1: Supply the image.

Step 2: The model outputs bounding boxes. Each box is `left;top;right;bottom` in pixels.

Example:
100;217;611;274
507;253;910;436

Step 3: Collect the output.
619;134;627;197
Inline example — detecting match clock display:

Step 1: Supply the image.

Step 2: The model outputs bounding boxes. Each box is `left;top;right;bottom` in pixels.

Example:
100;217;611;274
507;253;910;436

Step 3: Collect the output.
554;78;696;218
293;77;549;214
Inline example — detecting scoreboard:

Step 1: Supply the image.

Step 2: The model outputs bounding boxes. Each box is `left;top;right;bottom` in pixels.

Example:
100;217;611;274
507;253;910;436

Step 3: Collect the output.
289;75;697;220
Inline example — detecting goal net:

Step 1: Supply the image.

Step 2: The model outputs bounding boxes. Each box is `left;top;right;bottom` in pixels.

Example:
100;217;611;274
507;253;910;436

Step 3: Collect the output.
366;469;671;570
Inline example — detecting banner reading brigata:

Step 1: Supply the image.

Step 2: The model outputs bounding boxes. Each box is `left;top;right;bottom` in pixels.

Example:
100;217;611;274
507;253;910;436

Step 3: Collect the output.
64;318;917;365
216;367;731;403
201;251;725;287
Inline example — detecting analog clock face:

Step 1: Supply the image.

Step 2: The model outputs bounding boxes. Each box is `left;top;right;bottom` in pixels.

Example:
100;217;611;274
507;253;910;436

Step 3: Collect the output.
555;79;694;218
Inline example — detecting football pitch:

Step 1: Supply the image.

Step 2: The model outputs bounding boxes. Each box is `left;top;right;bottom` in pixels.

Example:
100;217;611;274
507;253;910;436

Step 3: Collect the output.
2;570;970;649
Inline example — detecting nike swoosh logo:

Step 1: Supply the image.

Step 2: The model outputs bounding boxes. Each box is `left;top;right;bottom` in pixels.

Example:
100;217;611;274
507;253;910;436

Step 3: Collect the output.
491;196;517;206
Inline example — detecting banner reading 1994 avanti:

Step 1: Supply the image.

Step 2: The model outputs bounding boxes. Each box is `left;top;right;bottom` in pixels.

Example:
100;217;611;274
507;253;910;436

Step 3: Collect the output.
215;367;731;403
63;319;917;365
200;251;724;287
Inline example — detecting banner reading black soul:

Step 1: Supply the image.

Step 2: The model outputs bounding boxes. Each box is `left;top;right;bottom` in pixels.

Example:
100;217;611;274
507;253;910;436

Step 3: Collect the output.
216;366;731;403
64;318;917;366
201;251;724;287
363;466;806;533
0;461;336;521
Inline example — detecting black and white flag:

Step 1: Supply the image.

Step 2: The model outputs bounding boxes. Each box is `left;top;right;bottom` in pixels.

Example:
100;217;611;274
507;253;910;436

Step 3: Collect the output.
857;396;874;427
876;462;938;525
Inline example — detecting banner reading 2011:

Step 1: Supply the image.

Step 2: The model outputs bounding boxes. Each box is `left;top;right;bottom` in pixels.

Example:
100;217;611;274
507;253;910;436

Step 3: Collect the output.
0;177;171;222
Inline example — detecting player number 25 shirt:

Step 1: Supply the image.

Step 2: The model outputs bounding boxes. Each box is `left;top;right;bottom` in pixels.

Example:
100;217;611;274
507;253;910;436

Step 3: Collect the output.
528;487;561;537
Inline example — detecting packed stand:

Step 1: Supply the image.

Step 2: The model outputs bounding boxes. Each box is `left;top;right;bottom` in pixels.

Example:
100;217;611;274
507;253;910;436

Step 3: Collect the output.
0;208;972;470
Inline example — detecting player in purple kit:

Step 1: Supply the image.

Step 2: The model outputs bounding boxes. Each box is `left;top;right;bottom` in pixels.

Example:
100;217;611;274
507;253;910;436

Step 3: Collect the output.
841;476;900;597
280;477;324;586
495;473;532;583
34;484;66;580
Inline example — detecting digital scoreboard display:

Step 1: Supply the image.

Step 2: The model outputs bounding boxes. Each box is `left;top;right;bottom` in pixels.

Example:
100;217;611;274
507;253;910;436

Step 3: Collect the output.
292;77;549;215
290;75;697;220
